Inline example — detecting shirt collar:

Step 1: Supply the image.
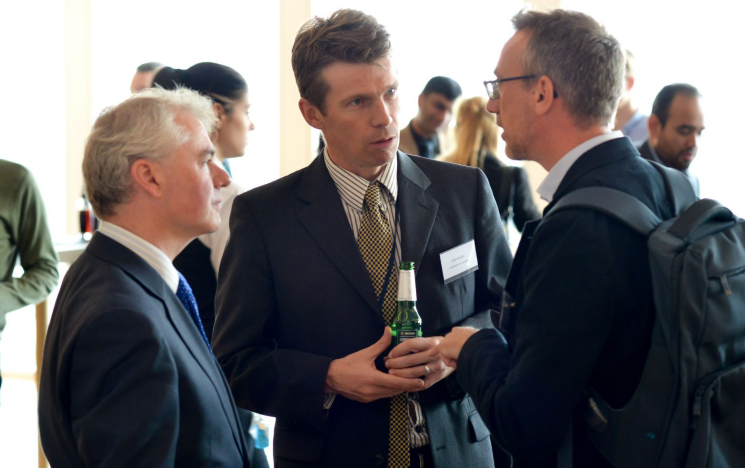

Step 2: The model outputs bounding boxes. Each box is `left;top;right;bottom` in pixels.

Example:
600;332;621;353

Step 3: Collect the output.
537;131;624;203
97;220;180;293
323;147;398;212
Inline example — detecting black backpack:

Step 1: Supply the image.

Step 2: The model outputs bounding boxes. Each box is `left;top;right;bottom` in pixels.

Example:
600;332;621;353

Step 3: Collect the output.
548;162;745;468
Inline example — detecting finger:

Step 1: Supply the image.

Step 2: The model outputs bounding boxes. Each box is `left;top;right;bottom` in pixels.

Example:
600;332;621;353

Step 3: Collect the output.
388;360;446;378
386;351;431;370
373;371;425;392
388;336;441;358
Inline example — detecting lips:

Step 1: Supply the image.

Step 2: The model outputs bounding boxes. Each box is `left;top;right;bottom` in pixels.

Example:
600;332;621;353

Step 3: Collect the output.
371;137;396;149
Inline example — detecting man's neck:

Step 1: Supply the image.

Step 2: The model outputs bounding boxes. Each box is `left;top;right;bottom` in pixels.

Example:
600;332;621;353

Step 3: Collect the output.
326;147;386;182
107;210;188;261
411;117;435;140
537;126;612;172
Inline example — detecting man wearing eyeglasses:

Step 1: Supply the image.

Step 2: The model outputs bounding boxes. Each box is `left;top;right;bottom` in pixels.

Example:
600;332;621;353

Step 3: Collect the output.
431;9;675;468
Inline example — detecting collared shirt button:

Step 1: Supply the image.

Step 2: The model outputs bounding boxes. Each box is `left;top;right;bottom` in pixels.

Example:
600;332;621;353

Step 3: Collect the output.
373;453;385;465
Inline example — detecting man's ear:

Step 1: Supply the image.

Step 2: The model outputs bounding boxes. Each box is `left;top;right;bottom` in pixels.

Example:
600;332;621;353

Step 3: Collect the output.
626;75;635;92
648;114;661;145
418;93;425;109
534;76;557;116
298;98;324;130
130;158;164;199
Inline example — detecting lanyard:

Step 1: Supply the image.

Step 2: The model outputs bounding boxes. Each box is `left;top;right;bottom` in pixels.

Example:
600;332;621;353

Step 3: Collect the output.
377;203;400;314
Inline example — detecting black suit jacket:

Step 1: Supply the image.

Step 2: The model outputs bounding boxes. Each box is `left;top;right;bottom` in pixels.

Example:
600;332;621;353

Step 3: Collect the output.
213;152;513;467
456;137;674;467
480;152;541;232
39;233;249;468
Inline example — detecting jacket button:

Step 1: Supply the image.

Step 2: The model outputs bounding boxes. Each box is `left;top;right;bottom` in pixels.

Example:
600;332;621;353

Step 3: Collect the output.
374;453;385;465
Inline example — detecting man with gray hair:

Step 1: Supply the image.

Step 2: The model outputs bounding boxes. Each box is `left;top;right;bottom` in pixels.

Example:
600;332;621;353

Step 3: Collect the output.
39;87;249;467
432;9;675;467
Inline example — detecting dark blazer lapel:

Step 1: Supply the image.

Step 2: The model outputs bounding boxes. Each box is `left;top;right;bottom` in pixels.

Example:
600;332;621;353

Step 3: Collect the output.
397;152;439;273
297;156;380;314
548;137;638;211
86;233;246;457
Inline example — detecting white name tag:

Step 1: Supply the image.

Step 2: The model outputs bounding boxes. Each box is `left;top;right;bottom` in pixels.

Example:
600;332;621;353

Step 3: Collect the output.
439;240;478;284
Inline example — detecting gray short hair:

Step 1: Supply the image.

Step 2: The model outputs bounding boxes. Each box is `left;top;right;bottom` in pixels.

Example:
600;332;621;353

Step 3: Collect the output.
83;87;217;218
512;10;625;129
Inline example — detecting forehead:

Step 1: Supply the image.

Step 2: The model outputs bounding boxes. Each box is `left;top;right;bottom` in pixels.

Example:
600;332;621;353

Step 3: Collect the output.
173;111;212;152
321;56;397;99
423;92;453;106
667;94;704;123
496;29;531;76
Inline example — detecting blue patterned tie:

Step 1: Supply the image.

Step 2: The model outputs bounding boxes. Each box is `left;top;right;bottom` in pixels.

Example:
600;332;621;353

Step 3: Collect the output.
176;271;213;354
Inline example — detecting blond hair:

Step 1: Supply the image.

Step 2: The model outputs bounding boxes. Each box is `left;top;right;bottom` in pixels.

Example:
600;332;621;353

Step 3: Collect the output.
441;96;498;168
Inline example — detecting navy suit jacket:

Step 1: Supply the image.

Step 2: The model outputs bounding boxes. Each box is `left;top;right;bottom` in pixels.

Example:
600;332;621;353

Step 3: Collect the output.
456;137;675;467
39;233;249;468
213;152;513;467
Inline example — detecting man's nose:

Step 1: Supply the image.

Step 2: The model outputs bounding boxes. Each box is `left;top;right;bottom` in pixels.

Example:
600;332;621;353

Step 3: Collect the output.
212;162;231;188
486;98;499;115
371;98;393;127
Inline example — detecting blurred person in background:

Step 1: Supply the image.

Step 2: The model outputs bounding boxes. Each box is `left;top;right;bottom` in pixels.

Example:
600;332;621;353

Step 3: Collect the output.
130;61;163;93
613;50;648;147
0;159;58;394
439;96;540;233
399;76;462;159
639;83;704;196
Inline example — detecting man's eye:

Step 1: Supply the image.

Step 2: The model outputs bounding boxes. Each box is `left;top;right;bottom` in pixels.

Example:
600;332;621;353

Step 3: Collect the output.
387;88;396;96
350;98;363;106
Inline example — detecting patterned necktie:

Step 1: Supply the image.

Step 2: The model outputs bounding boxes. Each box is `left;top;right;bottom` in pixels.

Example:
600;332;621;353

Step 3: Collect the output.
357;182;409;467
176;271;213;354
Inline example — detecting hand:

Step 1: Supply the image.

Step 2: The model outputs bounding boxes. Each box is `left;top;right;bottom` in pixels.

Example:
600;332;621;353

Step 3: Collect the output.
386;336;455;389
325;327;424;403
427;327;479;368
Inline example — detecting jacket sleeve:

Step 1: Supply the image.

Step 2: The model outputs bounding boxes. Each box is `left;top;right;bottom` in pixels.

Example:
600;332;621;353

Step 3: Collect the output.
456;210;619;463
213;196;333;430
0;168;58;315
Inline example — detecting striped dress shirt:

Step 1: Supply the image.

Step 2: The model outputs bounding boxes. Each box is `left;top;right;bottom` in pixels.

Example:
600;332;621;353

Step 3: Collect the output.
323;149;429;448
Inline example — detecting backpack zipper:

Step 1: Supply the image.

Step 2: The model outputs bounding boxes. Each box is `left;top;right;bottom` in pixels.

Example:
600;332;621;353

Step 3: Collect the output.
691;358;745;429
719;274;732;296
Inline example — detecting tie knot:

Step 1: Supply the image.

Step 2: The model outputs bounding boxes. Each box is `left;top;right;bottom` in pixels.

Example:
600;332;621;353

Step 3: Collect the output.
363;182;383;212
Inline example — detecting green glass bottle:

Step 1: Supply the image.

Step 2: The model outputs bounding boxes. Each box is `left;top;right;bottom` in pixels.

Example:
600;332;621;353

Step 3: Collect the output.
391;261;422;346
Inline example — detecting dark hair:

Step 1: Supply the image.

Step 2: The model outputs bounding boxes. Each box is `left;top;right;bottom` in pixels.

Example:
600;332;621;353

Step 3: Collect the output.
152;62;248;114
652;83;701;127
512;10;624;128
422;76;462;101
292;9;391;111
136;62;163;73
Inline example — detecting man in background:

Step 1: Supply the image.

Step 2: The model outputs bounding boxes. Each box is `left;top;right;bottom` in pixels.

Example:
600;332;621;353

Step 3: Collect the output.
399;76;462;159
613;50;648;147
130;61;163;93
39;87;249;467
638;83;704;196
0;159;58;393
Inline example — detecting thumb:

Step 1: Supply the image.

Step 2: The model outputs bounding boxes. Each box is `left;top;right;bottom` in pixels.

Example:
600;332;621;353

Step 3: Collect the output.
366;326;392;356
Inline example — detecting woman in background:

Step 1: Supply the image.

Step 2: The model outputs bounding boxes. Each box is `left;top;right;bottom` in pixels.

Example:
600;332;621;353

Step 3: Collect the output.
439;96;540;232
155;63;269;468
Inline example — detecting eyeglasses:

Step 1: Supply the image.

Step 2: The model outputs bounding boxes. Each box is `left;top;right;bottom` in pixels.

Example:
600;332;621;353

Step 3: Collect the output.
483;75;559;100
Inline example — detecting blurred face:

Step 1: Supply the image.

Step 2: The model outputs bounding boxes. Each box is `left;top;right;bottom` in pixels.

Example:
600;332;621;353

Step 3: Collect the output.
159;111;231;238
486;29;536;161
416;92;455;137
216;93;255;159
130;71;156;93
315;56;400;180
651;94;704;171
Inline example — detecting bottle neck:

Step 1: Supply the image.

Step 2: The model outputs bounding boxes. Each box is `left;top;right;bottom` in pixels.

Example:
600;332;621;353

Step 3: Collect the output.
397;269;417;301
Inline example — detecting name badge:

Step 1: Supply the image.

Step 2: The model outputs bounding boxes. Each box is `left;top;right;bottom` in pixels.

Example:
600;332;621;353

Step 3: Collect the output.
439;240;478;284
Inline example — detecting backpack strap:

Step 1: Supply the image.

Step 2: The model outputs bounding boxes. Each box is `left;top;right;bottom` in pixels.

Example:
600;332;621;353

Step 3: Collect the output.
647;160;697;215
548;187;662;236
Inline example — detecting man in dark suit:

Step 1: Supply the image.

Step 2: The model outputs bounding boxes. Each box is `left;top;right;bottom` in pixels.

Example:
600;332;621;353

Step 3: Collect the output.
39;87;250;467
213;9;512;468
638;83;704;196
433;10;675;468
